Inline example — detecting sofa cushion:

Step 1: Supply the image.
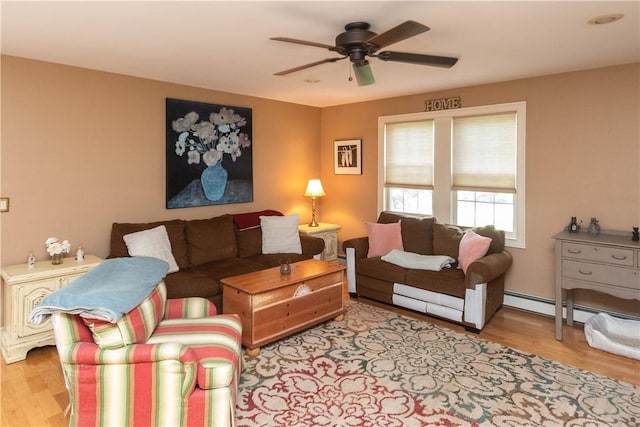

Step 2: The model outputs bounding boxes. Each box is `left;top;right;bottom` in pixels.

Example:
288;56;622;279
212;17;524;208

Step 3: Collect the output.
190;258;266;282
366;222;404;257
376;212;435;255
377;211;405;224
458;230;492;274
405;268;467;299
473;225;505;254
83;282;167;349
236;227;263;258
357;257;408;284
260;214;302;254
123;225;180;273
163;270;220;301
186;215;238;266
400;217;435;255
110;220;189;269
433;223;464;259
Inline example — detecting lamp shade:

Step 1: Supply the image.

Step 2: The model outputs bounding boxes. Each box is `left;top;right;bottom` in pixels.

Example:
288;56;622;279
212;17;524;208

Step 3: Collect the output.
304;179;326;198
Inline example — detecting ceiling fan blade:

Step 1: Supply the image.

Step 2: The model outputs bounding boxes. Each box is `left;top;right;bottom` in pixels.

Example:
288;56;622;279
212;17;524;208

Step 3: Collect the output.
274;57;346;76
270;37;337;51
353;61;375;86
367;20;430;49
377;51;458;68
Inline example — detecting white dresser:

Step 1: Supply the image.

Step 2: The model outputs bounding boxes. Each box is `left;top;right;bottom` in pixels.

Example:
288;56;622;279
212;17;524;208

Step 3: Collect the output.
554;230;640;340
1;255;101;363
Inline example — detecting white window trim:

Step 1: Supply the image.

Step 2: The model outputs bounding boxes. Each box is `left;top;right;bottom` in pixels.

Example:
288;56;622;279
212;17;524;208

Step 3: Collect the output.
378;101;526;248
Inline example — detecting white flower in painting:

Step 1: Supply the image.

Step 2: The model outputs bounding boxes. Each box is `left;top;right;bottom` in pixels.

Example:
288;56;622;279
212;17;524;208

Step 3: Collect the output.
172;111;199;132
172;106;251;166
187;147;200;164
175;132;188;156
202;149;222;166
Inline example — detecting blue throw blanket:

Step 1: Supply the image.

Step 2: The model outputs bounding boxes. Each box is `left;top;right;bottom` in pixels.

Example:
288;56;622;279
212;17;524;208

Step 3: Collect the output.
29;257;169;325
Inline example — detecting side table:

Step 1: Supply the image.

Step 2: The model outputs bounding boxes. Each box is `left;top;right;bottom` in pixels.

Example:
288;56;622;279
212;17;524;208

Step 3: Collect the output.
299;222;341;261
554;230;639;340
1;255;102;363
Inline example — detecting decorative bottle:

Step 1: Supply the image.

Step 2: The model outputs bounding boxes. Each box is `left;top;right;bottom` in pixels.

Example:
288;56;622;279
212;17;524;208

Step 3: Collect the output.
27;251;36;269
76;246;85;262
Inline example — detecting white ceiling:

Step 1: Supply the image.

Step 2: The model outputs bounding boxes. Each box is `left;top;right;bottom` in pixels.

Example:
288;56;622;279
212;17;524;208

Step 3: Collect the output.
2;1;639;107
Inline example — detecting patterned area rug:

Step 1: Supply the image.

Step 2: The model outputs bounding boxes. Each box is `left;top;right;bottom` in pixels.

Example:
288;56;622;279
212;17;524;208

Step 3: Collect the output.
236;300;639;426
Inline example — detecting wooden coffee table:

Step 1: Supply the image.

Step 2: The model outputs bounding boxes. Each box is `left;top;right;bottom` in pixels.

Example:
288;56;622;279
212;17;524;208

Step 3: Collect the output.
221;259;345;357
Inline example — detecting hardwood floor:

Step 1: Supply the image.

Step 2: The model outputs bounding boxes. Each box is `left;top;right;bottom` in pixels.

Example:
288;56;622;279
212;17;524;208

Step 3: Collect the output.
1;303;638;426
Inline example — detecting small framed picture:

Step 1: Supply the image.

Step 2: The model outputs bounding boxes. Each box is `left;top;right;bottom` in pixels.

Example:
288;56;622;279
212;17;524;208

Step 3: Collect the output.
334;139;362;175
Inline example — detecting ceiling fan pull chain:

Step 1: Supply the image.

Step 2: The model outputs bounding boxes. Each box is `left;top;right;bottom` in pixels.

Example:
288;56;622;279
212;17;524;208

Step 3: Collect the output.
348;61;353;81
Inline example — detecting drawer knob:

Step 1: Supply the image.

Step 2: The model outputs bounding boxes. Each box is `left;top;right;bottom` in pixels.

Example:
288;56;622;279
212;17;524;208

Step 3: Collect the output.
611;255;627;260
578;269;593;276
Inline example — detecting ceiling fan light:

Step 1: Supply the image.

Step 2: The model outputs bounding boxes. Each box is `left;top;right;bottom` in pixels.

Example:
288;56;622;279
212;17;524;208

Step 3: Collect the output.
353;62;375;86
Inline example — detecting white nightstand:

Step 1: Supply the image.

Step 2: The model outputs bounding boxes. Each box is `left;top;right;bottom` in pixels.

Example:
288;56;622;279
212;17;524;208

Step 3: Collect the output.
1;255;102;363
299;223;341;262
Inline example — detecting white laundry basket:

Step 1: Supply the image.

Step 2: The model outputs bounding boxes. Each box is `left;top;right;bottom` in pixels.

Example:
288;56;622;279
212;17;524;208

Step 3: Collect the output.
584;313;640;360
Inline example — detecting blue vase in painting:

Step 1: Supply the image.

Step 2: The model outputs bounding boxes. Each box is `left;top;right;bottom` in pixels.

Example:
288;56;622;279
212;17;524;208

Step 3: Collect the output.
200;162;228;201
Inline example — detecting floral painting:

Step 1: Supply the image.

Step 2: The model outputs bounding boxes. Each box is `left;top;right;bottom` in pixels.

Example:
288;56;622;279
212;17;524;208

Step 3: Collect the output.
166;98;253;208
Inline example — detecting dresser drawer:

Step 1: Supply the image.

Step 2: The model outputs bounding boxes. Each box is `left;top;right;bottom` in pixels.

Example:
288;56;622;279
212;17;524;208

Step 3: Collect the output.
253;284;343;345
562;242;634;267
252;271;343;309
562;260;640;289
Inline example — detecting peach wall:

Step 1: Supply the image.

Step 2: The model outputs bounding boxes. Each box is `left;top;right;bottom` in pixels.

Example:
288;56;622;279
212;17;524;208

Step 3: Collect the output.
0;56;321;266
1;56;638;316
320;64;640;315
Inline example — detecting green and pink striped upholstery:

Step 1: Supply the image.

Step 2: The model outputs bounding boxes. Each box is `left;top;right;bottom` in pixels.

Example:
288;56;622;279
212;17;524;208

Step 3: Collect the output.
52;282;242;427
82;281;168;349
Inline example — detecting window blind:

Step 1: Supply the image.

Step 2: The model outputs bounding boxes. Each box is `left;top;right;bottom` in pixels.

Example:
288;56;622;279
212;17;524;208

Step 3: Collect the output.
384;120;434;188
452;112;516;193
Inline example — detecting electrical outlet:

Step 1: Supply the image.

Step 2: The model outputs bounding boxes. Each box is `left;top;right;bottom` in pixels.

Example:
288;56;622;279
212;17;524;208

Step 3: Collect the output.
0;197;10;213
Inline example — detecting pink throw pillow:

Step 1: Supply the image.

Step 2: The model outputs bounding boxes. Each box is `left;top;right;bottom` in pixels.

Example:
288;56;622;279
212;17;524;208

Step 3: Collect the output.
458;230;492;274
367;222;404;258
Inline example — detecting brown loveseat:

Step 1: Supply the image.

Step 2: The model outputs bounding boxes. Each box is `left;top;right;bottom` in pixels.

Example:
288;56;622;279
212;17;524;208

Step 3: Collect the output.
343;212;512;332
109;210;324;311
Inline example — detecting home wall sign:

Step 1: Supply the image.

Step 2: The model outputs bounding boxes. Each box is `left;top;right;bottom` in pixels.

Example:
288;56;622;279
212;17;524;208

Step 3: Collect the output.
424;96;461;112
166;98;253;209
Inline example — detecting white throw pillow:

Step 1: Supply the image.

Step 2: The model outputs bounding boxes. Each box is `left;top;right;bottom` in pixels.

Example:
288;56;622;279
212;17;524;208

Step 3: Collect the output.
123;225;179;273
260;214;302;254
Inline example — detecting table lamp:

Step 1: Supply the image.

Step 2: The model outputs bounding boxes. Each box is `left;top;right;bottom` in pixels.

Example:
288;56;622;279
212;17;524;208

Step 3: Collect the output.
304;179;325;227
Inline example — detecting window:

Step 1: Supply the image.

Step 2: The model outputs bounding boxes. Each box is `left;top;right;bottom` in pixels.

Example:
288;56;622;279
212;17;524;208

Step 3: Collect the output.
378;102;526;248
382;120;434;214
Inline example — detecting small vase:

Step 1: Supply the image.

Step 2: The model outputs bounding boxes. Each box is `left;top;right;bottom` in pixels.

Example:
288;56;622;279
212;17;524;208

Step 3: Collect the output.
280;260;291;275
200;162;228;201
51;253;63;265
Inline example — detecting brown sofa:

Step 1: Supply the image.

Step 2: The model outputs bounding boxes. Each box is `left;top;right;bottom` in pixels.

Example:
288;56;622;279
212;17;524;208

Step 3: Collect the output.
109;210;325;311
343;212;512;332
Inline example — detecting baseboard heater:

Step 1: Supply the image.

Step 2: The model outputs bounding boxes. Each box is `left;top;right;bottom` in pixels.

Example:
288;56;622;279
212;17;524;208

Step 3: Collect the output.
503;291;640;324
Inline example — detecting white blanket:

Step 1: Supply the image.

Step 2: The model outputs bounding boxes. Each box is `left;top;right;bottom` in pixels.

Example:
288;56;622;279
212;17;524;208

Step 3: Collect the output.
382;249;456;271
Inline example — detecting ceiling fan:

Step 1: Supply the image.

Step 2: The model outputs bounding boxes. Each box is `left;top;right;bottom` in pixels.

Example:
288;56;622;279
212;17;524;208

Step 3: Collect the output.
270;20;458;86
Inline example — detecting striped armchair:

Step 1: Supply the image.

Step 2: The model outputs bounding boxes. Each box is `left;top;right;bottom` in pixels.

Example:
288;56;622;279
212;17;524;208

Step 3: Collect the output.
52;281;243;427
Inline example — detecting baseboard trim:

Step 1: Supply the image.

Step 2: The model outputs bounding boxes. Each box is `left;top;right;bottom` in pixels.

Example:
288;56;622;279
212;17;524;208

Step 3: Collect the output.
503;291;640;324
